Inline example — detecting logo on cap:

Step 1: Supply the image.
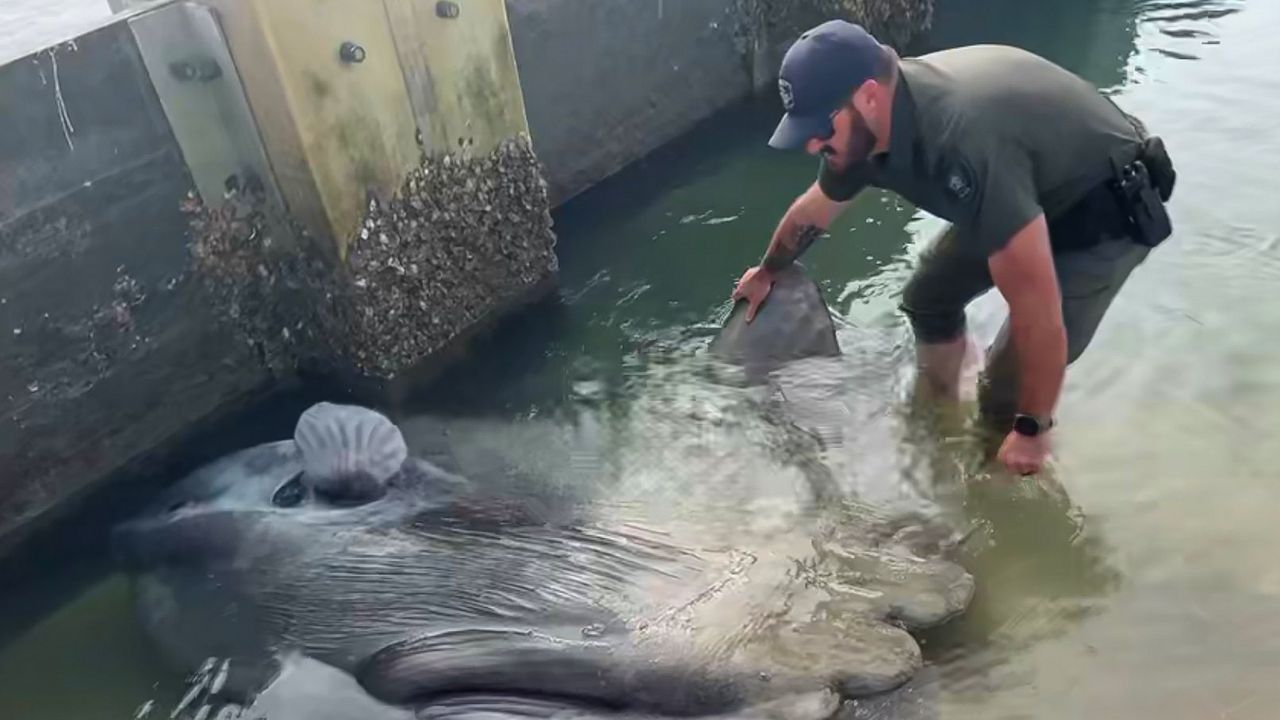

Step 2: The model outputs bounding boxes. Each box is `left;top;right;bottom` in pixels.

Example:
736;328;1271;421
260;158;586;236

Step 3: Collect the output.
778;78;795;112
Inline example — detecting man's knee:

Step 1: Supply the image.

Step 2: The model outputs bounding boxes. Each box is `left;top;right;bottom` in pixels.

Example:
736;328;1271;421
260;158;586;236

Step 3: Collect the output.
898;223;993;345
900;273;967;344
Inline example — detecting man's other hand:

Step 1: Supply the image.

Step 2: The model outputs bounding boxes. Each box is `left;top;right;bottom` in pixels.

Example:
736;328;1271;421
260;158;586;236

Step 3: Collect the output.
731;266;776;323
997;429;1052;475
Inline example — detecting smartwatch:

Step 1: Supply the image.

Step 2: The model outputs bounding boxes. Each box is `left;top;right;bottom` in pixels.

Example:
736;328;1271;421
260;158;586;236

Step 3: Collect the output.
1012;414;1054;437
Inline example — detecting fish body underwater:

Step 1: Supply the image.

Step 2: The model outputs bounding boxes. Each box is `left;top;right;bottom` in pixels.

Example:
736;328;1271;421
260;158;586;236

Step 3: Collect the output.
113;266;971;720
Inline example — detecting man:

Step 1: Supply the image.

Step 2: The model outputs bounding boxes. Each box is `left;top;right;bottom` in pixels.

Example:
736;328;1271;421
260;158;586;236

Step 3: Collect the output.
733;20;1175;475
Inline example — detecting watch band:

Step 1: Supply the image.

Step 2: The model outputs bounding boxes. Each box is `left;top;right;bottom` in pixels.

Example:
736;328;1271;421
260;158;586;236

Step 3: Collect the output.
1013;414;1054;437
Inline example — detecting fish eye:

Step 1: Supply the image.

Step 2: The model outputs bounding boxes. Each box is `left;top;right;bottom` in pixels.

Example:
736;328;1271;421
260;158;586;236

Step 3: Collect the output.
272;473;307;508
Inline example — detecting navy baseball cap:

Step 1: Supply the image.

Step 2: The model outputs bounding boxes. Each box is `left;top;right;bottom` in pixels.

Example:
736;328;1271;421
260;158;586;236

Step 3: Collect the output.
769;20;885;150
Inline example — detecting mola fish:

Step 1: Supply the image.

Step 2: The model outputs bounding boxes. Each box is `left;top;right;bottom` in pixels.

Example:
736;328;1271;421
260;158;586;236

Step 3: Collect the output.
114;403;848;719
709;263;841;379
113;266;972;720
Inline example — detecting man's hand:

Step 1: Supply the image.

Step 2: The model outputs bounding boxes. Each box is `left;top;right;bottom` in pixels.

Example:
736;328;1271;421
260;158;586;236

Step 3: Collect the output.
731;266;775;322
986;213;1062;477
997;429;1051;475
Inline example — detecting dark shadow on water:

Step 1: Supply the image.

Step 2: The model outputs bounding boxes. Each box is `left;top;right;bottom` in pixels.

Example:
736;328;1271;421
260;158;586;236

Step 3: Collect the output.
549;91;784;264
391;290;579;418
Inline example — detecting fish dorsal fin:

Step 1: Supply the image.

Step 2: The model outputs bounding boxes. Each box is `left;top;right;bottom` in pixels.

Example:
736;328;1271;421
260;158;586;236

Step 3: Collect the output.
294;403;408;492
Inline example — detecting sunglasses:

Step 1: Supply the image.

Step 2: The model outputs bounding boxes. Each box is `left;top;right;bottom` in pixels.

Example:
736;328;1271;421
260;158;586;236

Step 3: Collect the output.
816;101;858;143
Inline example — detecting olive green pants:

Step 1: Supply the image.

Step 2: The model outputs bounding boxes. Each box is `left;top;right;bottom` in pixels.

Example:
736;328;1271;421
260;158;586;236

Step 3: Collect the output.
900;224;1152;422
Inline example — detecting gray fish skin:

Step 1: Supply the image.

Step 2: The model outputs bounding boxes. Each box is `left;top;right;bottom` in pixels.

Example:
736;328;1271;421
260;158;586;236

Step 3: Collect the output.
709;263;841;382
213;652;840;720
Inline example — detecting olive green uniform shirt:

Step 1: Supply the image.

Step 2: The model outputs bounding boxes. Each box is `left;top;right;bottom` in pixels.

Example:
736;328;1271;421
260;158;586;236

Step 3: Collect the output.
818;44;1145;256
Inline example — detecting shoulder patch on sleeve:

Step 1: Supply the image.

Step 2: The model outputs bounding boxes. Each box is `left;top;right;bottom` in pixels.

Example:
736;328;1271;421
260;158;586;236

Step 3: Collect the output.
944;160;977;203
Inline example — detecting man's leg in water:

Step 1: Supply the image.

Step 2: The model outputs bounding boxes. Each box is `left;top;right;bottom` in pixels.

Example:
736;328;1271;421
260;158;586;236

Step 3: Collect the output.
978;235;1152;425
900;223;996;402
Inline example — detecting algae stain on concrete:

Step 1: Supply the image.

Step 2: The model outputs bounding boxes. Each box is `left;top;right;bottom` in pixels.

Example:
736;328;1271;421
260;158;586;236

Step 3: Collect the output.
335;118;382;195
306;70;332;101
456;40;510;149
240;0;419;250
487;23;529;138
386;0;528;157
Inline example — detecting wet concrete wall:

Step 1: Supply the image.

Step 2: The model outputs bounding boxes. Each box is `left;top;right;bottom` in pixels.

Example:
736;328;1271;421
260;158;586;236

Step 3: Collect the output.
0;22;272;549
504;0;935;206
505;0;753;206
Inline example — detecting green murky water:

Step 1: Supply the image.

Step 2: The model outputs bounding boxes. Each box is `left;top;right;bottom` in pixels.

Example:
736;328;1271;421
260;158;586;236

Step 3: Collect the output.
3;0;1280;718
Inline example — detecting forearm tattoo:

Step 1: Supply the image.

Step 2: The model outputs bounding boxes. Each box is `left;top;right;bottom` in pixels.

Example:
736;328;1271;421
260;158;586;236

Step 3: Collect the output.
762;224;823;273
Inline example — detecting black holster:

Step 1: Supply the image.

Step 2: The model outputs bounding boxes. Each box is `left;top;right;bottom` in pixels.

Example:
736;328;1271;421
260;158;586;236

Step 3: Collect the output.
1137;136;1177;202
1049;136;1176;251
1109;136;1175;247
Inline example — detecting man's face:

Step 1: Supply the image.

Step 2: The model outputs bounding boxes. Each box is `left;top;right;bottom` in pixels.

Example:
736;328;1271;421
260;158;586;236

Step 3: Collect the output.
803;85;881;173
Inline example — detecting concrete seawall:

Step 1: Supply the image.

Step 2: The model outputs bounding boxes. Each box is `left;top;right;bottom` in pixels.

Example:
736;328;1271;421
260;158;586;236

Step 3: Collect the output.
506;0;753;206
0;19;274;550
0;0;933;551
507;0;935;205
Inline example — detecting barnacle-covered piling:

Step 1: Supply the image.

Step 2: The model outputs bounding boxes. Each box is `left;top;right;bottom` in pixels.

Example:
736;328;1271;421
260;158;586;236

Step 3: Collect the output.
187;134;558;381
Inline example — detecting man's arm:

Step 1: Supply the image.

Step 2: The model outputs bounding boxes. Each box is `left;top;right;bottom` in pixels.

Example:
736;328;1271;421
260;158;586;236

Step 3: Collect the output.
986;212;1066;418
759;181;852;272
